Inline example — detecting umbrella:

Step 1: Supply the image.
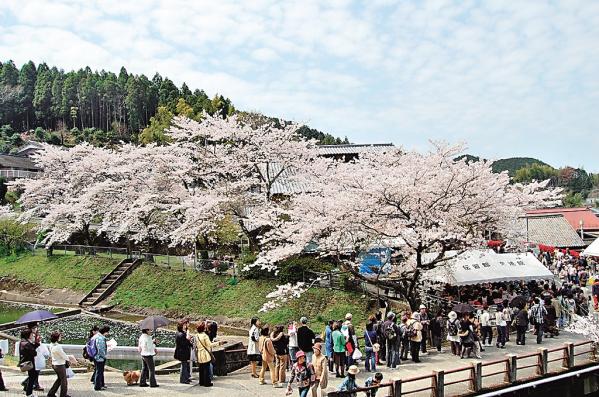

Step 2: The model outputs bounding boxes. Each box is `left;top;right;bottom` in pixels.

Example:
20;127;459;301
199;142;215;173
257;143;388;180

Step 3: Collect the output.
139;315;170;331
452;303;475;314
15;310;58;325
510;296;527;309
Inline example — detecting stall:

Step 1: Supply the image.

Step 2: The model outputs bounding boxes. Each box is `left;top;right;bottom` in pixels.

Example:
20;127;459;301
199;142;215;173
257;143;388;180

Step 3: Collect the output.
582;237;599;257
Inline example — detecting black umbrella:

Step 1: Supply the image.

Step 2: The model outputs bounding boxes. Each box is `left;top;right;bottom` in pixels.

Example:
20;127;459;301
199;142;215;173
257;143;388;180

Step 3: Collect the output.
510;296;527;309
452;303;475;314
15;310;58;325
139;315;170;331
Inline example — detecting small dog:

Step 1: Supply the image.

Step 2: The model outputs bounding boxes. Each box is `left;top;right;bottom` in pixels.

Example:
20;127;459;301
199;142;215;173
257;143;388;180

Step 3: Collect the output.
123;370;141;386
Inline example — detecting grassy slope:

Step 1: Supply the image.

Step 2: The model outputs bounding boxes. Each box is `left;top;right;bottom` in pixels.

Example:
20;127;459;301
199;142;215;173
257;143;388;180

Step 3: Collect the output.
112;264;369;332
0;255;370;332
0;254;117;291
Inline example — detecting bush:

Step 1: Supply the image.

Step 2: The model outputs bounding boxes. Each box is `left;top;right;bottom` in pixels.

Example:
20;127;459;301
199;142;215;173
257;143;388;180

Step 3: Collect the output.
277;256;334;284
0;218;32;256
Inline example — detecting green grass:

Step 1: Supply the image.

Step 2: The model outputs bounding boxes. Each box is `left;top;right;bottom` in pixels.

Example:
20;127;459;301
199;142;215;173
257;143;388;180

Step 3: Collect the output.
0;254;118;291
112;264;371;332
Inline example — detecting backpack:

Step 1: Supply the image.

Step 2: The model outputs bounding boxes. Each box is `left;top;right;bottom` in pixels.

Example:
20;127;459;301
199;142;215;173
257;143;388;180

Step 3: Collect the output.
404;323;417;338
384;323;397;341
448;320;458;336
85;337;98;360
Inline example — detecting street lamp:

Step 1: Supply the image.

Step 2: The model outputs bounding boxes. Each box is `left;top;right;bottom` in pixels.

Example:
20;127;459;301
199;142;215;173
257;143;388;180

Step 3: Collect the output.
579;219;584;240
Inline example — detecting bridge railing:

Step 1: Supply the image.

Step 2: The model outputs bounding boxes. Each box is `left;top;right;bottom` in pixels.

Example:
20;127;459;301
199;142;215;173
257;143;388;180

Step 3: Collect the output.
327;341;597;397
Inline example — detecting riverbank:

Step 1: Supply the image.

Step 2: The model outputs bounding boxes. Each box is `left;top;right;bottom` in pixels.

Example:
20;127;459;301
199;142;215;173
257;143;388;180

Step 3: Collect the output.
0;254;373;332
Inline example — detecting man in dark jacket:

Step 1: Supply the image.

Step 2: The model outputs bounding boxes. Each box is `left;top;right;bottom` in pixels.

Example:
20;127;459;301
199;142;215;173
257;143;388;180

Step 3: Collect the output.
174;321;193;384
514;307;529;345
297;317;316;363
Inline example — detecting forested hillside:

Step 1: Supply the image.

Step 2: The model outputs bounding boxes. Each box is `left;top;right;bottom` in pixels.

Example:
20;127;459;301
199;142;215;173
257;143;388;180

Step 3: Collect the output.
0;60;346;152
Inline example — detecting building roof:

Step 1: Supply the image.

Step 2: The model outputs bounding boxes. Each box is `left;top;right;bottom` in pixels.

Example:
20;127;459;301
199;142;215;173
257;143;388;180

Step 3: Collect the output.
317;143;394;156
16;140;44;156
526;207;599;231
258;163;310;195
0;154;39;170
521;214;586;248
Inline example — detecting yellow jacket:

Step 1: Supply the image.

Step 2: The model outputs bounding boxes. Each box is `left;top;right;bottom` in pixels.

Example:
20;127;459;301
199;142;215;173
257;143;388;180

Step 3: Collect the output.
195;332;218;364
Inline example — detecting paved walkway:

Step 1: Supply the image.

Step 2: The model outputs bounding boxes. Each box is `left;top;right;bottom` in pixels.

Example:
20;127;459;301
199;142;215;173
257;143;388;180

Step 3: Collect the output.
0;331;591;397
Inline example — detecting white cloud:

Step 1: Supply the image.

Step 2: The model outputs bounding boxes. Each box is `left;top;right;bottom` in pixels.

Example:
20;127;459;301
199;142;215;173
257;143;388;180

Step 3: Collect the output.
0;0;597;169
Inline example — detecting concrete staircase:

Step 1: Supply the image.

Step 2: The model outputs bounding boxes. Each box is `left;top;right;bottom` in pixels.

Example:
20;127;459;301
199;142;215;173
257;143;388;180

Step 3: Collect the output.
79;258;141;307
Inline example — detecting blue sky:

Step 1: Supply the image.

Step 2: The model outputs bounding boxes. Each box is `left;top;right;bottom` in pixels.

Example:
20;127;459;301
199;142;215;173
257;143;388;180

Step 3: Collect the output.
1;0;598;170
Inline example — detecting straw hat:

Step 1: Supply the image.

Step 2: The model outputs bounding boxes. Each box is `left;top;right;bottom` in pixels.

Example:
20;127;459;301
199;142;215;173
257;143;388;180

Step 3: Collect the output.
345;313;353;321
348;365;360;375
448;311;457;320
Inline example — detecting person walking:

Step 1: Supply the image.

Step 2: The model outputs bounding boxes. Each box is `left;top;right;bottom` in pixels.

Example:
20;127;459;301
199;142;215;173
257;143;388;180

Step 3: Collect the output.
495;304;507;348
407;312;423;363
94;326;110;391
310;343;328;397
138;329;159;388
19;329;40;397
324;320;334;372
85;326;99;385
430;310;444;352
515;306;529;345
289;321;300;364
47;331;72;397
286;350;315;397
271;325;289;387
529;298;548;344
459;314;474;359
174;320;193;384
258;326;277;386
332;321;346;378
195;321;224;387
446;311;461;356
364;322;378;372
297;317;316;363
479;305;492;347
247;317;261;379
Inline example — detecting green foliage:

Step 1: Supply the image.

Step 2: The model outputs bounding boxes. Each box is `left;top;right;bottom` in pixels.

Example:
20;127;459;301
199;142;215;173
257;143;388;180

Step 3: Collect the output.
277;256;334;284
0;253;117;291
0;219;32;255
513;163;558;184
139;106;173;144
492;157;551;177
563;192;584;207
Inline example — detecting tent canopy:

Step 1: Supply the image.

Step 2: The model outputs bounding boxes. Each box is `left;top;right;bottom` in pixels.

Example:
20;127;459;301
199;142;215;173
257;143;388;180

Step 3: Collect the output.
424;250;554;286
583;238;599;257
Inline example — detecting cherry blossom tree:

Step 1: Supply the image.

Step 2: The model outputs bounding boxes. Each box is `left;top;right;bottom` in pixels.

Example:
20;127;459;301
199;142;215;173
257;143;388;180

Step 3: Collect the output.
567;314;599;343
259;143;561;310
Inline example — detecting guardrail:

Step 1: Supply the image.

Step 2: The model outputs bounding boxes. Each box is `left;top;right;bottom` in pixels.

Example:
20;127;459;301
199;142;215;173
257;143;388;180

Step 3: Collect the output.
327;341;597;397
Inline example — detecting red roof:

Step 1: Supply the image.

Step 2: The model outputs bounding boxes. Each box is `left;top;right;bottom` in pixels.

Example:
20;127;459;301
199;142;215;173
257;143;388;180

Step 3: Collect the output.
526;207;599;231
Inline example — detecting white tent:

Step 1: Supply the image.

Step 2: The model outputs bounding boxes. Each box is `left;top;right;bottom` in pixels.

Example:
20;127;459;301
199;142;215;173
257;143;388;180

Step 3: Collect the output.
424;250;554;286
582;237;599;257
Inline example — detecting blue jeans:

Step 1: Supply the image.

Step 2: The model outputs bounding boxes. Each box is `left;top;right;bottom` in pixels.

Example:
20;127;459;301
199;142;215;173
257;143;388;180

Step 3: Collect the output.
289;347;299;363
180;361;191;383
365;346;376;372
305;351;313;364
94;360;105;390
299;386;310;397
387;342;398;368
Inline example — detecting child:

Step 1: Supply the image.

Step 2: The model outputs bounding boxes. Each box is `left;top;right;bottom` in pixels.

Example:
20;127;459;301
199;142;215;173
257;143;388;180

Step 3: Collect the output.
364;372;384;397
337;365;359;397
286;350;315;397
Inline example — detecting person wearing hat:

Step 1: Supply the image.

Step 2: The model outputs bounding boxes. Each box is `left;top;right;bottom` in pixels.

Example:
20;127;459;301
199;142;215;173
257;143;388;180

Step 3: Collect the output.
297;317;316;363
446;311;461;356
310;343;328;397
337;365;359;397
286;350;315;397
407;312;423;363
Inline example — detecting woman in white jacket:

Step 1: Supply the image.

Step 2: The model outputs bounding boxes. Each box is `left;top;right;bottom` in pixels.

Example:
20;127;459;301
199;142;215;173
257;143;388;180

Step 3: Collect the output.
247;317;261;378
48;331;72;397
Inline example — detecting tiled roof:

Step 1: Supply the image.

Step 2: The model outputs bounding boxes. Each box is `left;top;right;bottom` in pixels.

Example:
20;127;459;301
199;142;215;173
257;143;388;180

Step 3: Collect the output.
317;143;394;156
527;207;599;231
0;154;39;170
521;214;586;248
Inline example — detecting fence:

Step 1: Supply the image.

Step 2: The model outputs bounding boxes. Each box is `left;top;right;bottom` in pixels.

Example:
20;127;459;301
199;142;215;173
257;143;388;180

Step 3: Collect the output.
328;341;597;397
30;244;236;275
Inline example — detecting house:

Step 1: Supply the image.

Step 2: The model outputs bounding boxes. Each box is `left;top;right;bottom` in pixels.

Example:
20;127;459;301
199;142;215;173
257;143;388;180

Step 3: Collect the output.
526;207;599;244
520;214;586;248
15;140;44;158
317;143;394;161
0;154;40;180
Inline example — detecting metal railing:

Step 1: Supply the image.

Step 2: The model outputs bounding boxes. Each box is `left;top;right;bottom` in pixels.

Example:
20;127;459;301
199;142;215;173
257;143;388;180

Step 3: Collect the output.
327;341;597;397
0;169;38;179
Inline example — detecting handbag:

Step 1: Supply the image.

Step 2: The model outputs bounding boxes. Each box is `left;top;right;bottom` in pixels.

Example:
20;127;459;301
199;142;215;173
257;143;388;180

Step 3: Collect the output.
66;367;75;379
352;348;362;361
19;361;34;372
345;341;354;354
366;332;380;353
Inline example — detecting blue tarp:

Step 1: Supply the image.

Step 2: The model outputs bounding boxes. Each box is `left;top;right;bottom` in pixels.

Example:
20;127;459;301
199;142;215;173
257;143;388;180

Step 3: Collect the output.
359;247;392;275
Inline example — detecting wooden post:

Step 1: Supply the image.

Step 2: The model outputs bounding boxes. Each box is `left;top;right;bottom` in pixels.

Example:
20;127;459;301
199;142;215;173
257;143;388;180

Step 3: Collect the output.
507;354;518;383
473;362;482;392
591;342;597;362
538;348;548;375
434;370;444;397
393;379;402;397
564;343;575;369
